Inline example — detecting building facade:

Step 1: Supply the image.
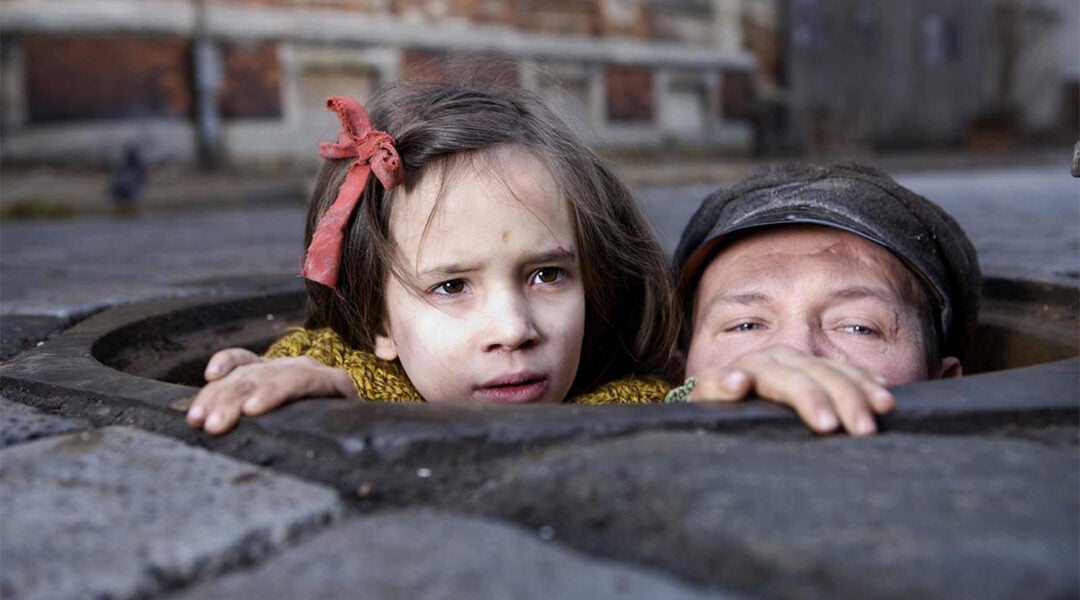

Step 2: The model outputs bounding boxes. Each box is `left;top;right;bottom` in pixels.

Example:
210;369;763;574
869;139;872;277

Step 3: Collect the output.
0;0;762;166
784;0;1078;153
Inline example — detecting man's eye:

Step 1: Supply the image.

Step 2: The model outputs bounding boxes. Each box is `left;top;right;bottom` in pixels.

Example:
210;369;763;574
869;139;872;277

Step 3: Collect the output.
531;267;565;285
432;279;466;295
842;324;876;335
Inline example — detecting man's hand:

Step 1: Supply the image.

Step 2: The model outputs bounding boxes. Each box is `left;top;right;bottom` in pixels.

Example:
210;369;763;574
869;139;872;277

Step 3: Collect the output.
186;349;358;435
690;346;895;436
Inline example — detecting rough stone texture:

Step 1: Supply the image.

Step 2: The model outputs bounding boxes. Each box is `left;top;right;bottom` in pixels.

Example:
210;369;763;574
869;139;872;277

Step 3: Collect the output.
0;426;343;600
0;313;68;360
460;431;1079;600
173;509;724;600
0;396;89;447
0;207;304;318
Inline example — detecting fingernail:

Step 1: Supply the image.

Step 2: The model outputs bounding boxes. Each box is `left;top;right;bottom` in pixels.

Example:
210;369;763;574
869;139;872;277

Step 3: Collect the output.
723;370;747;391
817;409;839;431
206;364;221;376
188;405;205;421
874;374;888;385
855;413;877;435
872;388;893;405
205;412;223;430
243;396;260;412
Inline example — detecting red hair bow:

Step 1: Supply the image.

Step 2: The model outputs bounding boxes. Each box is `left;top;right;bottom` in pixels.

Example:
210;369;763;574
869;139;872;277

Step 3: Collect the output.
301;96;404;288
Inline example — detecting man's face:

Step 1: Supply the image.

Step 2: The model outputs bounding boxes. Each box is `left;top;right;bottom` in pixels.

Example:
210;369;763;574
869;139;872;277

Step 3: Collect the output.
685;225;953;385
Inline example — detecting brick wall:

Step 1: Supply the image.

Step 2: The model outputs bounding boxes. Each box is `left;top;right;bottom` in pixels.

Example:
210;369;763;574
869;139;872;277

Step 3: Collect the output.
605;65;654;122
212;0;654;38
221;43;282;118
400;48;519;84
23;35;193;123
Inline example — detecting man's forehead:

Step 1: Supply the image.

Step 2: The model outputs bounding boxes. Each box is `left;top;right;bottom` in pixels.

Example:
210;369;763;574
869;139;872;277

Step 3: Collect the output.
693;225;926;306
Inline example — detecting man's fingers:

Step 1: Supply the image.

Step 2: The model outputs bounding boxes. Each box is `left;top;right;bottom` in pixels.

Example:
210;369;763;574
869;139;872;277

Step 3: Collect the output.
204;348;262;381
749;365;842;434
691;368;751;401
826;360;896;415
759;350;883;436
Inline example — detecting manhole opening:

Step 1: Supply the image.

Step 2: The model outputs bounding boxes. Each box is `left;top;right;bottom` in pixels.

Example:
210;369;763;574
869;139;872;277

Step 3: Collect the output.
92;277;1078;387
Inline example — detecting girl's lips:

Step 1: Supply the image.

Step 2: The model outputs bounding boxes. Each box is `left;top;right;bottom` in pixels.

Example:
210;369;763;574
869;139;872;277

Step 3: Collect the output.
474;375;550;404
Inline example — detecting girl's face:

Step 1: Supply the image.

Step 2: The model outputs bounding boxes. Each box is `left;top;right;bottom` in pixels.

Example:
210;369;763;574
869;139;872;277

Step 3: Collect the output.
373;147;585;405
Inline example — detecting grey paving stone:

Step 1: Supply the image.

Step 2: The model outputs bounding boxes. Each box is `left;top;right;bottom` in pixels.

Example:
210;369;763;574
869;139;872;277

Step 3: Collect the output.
0;426;343;600
173;509;728;600
0;396;89;447
0;314;68;360
465;431;1079;600
0;207;304;318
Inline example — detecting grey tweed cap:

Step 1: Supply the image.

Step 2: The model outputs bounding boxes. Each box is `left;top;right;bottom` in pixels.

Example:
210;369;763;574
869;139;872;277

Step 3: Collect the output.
673;163;981;358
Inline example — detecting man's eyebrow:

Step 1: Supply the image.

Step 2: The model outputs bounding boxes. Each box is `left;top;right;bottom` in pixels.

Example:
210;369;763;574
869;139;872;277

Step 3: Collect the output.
704;291;771;310
826;285;897;304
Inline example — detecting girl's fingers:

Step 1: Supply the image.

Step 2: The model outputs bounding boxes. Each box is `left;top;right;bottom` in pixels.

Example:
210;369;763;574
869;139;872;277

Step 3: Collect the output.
203;402;243;435
204;348;262;381
187;357;358;434
187;375;256;435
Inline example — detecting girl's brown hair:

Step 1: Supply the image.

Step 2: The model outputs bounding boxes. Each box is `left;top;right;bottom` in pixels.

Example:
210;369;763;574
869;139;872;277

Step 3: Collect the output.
304;80;679;392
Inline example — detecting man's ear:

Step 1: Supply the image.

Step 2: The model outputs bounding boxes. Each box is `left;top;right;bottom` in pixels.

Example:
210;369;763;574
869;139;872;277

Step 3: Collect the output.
936;356;962;379
374;330;398;361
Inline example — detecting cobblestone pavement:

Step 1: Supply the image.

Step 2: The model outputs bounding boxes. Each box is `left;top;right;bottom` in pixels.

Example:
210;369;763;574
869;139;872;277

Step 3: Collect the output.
1;159;1077;599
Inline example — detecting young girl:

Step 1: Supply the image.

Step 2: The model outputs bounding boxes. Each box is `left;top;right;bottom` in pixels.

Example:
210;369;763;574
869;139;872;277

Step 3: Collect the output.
187;81;680;434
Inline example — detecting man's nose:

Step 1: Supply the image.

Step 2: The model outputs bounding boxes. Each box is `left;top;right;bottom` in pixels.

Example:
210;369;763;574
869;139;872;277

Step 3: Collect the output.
773;321;827;357
482;290;539;352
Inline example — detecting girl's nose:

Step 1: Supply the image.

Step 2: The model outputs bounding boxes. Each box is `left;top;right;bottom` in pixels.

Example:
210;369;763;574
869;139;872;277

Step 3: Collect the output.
482;292;539;352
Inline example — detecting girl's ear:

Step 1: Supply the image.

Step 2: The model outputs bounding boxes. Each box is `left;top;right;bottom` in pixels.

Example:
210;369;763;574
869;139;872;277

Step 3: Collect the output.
936;356;962;379
374;330;398;361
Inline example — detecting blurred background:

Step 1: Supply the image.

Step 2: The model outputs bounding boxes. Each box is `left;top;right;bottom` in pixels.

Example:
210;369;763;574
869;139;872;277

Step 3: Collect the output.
0;0;1078;320
1;0;1076;175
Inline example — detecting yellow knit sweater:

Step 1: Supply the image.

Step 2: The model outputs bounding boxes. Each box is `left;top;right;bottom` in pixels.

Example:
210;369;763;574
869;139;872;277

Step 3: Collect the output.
264;328;670;405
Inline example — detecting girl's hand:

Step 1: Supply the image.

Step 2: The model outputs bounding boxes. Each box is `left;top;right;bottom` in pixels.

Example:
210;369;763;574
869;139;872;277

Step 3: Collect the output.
186;355;358;435
202;347;263;382
689;345;895;436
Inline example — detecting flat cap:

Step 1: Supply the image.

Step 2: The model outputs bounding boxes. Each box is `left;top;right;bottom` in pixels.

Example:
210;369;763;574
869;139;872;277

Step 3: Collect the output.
673;163;981;358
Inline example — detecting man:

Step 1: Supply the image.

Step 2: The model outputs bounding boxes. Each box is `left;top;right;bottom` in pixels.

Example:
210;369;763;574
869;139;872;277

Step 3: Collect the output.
671;163;981;435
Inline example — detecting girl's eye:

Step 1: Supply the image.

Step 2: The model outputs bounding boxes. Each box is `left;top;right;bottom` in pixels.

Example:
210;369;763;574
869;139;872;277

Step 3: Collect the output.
729;322;763;332
531;267;565;285
432;279;466;296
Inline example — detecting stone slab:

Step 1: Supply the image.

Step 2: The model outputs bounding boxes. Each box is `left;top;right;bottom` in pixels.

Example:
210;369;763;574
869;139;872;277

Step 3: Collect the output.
460;431;1079;600
0;207;304;318
0;314;68;361
0;426;343;600
0;396;89;447
173;509;727;600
